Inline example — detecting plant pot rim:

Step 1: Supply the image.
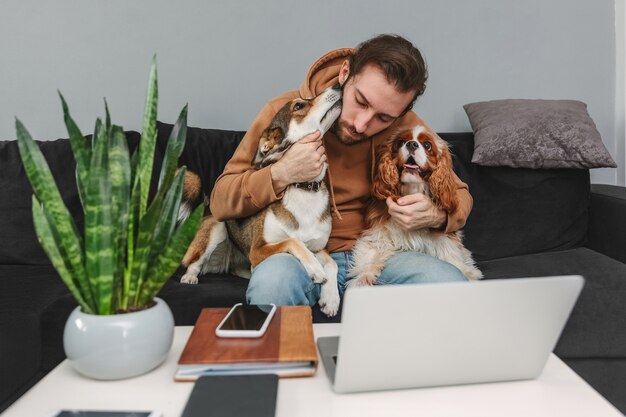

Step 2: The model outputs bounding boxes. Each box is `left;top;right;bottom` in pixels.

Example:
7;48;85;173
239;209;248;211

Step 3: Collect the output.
75;297;164;317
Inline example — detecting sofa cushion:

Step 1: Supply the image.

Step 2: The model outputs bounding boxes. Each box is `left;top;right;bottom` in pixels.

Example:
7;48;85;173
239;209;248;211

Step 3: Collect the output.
0;265;70;311
0;309;41;405
440;132;589;262
565;358;626;414
587;184;626;265
0;265;72;374
0;138;80;265
158;268;249;325
477;247;626;358
40;293;77;372
463;99;616;169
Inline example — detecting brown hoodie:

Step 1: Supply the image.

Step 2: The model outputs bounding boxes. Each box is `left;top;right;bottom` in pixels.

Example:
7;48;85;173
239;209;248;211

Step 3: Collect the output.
209;48;472;253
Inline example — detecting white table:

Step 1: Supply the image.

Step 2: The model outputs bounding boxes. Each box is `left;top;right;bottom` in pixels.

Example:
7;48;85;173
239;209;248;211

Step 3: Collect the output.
2;325;623;417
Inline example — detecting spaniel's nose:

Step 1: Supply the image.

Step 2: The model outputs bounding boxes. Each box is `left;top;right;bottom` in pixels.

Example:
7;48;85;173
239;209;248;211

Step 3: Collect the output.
406;141;419;152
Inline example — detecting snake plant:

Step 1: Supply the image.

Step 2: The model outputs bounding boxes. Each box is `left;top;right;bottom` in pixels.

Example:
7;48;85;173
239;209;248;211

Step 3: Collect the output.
15;57;202;315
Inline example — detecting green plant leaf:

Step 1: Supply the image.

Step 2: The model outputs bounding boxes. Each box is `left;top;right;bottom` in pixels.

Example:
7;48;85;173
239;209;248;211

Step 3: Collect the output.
92;118;102;151
15;119;92;308
158;105;188;191
123;176;142;310
32;196;94;314
20;57;196;315
84;120;115;315
59;92;91;210
135;56;158;220
104;99;111;131
108;125;131;311
129;167;186;306
138;203;202;305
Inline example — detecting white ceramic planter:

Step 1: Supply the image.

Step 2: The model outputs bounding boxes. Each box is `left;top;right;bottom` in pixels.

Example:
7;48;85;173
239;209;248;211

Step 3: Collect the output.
63;297;174;380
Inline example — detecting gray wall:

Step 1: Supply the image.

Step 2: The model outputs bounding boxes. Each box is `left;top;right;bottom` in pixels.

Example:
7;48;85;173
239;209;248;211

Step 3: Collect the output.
1;0;618;184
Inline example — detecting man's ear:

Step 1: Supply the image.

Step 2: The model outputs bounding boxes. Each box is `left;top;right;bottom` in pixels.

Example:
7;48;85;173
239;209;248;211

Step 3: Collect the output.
338;60;350;86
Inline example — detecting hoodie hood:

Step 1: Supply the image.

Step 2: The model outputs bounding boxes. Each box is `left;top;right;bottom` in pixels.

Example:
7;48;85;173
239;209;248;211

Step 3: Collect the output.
299;48;354;99
298;48;354;221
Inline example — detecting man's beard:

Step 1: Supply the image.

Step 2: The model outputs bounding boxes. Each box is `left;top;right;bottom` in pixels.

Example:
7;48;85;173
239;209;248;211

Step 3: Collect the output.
331;118;369;145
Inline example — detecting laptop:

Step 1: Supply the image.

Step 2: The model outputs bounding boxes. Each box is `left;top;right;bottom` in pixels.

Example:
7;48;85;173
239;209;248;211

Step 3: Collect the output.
317;275;584;393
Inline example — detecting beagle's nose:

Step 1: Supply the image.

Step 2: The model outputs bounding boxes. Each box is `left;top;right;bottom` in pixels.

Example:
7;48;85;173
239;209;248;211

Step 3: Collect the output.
331;83;342;91
406;141;419;152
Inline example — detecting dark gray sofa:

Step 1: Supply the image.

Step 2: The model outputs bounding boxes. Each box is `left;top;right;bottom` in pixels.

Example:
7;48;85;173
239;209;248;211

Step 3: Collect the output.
1;124;624;413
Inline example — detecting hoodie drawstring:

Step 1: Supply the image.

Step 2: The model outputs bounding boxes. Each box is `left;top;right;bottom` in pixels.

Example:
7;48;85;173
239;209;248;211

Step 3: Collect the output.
325;136;343;221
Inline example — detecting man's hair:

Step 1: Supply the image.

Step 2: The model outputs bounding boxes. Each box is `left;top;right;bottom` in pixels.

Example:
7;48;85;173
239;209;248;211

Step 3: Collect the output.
348;34;428;114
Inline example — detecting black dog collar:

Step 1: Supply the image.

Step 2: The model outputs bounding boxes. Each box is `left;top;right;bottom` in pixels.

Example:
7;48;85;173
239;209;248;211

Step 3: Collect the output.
294;181;322;192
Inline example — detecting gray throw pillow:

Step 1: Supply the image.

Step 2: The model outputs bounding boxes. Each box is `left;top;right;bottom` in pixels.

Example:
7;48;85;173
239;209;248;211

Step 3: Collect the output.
463;99;616;169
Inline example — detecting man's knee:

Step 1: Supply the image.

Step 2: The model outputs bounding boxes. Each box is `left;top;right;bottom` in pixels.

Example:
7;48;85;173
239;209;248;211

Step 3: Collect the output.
430;259;468;283
246;253;319;305
377;251;468;285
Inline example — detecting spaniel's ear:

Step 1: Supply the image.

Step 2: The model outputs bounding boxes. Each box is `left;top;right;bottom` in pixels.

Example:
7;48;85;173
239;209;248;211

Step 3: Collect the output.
371;145;401;200
428;143;459;214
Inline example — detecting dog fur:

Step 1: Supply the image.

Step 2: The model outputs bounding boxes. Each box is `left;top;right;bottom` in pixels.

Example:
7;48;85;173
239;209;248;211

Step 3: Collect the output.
347;125;482;288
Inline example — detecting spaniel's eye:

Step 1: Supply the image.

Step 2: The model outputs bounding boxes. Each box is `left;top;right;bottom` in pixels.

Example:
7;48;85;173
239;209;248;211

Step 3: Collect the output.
293;102;305;111
423;141;432;151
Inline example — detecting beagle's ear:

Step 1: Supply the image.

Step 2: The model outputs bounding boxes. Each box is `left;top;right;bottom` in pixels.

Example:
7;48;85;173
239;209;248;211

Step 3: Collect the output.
428;144;459;214
252;127;283;168
371;145;401;201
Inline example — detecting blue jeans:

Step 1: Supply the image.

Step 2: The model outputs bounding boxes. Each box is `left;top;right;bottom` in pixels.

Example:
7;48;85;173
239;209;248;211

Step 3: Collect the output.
246;251;467;306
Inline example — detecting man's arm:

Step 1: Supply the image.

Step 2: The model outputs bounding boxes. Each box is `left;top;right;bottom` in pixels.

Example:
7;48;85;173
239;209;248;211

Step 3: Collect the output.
270;130;326;195
386;178;472;233
209;103;282;221
209;95;329;221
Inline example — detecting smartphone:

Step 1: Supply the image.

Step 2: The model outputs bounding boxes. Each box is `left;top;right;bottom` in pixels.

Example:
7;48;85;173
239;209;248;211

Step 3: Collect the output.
215;303;277;338
181;374;278;417
46;411;161;417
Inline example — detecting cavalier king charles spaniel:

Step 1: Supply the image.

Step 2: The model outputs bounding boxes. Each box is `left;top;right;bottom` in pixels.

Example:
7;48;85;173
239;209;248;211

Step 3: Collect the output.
347;125;482;287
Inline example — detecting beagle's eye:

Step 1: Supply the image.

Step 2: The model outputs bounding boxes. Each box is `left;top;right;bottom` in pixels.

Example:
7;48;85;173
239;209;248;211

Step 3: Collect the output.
423;141;432;151
293;102;305;111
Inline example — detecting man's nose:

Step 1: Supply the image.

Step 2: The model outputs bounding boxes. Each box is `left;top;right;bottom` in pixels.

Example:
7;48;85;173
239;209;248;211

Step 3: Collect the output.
406;141;419;152
354;111;374;133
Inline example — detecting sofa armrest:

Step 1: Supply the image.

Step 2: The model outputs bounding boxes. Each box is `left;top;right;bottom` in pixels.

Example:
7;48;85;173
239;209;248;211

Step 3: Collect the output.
586;184;626;264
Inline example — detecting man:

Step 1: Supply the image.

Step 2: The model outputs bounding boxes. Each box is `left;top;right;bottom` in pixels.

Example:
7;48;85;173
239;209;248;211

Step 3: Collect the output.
210;34;472;308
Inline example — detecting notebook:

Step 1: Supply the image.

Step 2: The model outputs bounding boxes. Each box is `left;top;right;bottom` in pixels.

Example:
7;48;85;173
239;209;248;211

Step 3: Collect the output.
176;306;318;381
317;275;584;393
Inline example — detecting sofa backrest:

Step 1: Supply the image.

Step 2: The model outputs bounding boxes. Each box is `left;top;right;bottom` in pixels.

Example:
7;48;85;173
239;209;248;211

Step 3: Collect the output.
1;137;82;265
0;127;590;266
0;125;244;265
440;132;590;262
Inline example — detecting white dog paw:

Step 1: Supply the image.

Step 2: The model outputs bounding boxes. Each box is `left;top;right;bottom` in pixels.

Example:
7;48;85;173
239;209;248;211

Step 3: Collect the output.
319;285;340;317
304;261;327;285
180;274;199;285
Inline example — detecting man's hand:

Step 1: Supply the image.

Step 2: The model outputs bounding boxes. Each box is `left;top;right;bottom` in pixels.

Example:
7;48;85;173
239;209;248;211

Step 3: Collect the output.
386;194;447;231
270;131;326;194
